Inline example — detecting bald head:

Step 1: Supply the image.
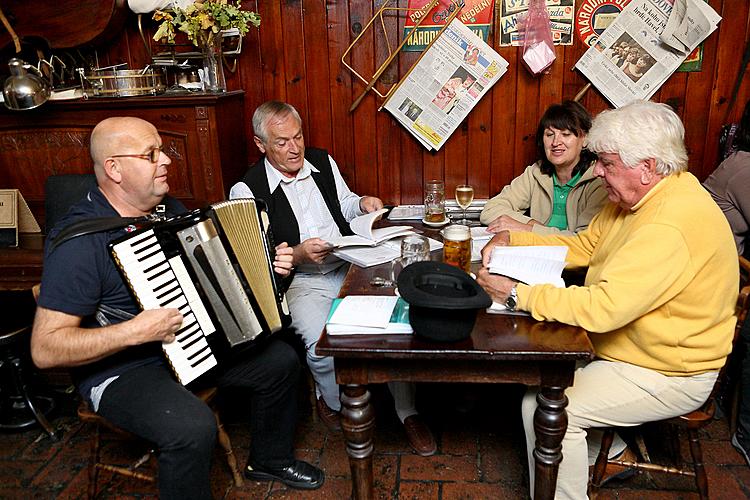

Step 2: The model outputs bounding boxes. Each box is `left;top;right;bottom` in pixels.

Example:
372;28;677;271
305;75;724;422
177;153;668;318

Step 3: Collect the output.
90;117;158;176
89;116;171;216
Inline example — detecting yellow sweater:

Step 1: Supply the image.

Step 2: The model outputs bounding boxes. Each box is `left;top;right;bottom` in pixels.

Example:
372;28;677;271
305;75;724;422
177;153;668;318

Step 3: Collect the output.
510;172;737;376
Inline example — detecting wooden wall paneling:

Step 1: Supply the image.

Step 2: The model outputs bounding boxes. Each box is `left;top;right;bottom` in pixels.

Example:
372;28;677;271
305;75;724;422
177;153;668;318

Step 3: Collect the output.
349;1;379;197
513;63;542;178
281;1;309;128
467;89;493;199
444;119;469;193
302;0;334;151
257;2;287;106
235;2;263;103
373;5;403;205
399;46;428;204
326;0;356;184
489;42;519;197
705;0;746;179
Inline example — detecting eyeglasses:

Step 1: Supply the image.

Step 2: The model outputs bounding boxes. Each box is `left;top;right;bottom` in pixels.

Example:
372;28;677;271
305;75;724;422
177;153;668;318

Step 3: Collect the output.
111;147;163;163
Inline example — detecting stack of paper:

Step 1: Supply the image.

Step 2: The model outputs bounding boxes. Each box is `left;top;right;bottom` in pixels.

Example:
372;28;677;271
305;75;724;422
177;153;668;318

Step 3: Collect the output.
326;296;413;335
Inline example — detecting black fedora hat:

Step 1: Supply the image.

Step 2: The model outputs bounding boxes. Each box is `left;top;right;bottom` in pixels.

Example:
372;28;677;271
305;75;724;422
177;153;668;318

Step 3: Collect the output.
397;261;491;342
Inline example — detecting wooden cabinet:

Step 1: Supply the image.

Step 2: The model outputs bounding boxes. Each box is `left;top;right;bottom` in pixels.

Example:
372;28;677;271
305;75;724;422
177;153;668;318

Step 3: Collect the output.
0;91;247;231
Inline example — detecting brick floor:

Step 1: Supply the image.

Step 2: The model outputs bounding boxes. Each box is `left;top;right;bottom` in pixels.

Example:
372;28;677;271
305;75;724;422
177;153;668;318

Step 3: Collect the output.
2;383;750;499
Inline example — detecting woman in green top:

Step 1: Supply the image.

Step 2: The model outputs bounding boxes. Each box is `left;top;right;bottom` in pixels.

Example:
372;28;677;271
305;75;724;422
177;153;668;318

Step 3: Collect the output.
480;101;608;235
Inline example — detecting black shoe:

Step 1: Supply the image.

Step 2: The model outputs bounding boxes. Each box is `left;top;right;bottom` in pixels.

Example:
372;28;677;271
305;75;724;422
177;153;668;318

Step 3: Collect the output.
245;460;324;490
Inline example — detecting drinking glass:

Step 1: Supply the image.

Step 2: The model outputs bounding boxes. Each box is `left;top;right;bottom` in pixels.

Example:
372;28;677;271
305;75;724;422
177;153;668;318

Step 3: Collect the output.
424;180;446;224
391;234;431;283
441;224;472;273
455;184;474;225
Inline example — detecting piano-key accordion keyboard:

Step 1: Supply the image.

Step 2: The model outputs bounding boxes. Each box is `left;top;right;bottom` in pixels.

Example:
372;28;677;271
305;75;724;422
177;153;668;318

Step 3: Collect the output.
109;199;290;385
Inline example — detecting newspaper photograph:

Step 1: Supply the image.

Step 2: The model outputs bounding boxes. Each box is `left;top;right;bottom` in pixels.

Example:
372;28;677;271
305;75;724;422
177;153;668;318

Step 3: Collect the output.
574;0;720;108
384;19;508;151
498;0;575;47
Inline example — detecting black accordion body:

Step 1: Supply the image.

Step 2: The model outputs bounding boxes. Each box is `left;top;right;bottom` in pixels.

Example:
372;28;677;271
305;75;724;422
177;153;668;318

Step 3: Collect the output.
109;198;290;385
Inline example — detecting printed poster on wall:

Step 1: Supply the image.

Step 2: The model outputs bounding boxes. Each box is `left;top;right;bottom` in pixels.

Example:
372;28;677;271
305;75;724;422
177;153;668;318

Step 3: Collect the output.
575;0;704;72
403;0;495;52
498;0;575;46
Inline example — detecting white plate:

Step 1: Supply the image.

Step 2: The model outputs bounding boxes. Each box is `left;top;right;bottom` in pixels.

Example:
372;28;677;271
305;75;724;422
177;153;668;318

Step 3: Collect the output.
421;217;449;227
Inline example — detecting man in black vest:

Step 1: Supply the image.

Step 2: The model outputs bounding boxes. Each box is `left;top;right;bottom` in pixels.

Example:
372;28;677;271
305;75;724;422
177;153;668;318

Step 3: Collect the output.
230;101;437;456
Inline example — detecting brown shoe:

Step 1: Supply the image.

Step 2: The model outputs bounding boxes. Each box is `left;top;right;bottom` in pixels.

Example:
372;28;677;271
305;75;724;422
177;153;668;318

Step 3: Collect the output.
316;397;341;432
598;446;637;486
403;415;437;456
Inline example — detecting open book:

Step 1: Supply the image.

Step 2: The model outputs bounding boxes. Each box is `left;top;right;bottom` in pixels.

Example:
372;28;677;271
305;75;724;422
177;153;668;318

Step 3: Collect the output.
327;208;414;248
333;236;442;268
486;245;568;314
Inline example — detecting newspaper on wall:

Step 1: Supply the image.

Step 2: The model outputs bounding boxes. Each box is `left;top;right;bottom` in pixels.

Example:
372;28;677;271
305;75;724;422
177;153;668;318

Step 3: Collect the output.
574;0;720;108
384;19;508;151
498;0;575;46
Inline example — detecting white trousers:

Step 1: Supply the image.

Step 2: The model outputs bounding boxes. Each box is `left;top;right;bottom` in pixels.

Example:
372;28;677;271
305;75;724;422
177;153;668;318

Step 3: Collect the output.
521;359;717;500
286;266;417;419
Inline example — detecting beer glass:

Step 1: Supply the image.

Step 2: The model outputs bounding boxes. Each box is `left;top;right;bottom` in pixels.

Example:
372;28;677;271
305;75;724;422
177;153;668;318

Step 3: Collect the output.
424;179;446;224
441;224;472;273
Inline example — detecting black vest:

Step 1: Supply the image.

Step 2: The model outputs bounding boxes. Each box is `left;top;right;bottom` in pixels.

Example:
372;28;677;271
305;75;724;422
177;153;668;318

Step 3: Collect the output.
241;147;354;247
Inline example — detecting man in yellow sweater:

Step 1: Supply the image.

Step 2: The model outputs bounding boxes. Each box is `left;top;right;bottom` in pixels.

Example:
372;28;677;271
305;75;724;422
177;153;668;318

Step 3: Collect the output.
477;100;738;499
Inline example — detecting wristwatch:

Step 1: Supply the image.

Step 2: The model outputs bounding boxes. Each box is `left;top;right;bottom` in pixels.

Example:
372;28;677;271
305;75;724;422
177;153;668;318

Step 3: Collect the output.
505;285;518;312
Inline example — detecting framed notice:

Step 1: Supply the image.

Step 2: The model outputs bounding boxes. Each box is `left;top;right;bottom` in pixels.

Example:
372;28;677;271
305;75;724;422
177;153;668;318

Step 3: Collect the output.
0;189;41;247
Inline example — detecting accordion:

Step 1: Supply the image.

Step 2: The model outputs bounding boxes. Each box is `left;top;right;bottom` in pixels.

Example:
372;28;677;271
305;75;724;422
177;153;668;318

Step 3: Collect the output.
109;199;290;385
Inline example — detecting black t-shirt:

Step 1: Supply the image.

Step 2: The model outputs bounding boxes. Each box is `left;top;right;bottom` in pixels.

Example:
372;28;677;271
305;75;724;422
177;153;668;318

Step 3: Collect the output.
39;187;187;399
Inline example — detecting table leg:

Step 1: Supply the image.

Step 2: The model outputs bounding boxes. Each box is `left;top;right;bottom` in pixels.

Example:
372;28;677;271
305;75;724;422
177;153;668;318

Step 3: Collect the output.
341;384;375;500
533;386;568;500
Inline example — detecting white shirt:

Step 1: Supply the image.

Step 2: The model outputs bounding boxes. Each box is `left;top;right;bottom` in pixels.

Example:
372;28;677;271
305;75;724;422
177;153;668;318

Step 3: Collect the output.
229;155;363;274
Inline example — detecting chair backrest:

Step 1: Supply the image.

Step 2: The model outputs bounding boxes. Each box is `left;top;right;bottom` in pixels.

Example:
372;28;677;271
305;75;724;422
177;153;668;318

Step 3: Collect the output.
44;174;97;233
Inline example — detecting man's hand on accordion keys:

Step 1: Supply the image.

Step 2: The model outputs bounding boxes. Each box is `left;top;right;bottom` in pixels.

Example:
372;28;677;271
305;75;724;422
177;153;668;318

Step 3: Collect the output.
273;242;295;276
131;308;184;345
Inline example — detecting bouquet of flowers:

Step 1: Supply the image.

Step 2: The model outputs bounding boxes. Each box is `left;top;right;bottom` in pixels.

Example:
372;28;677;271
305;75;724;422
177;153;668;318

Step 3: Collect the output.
152;0;260;47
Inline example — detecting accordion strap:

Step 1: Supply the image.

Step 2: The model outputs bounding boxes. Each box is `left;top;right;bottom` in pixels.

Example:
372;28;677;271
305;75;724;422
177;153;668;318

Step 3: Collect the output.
48;215;159;253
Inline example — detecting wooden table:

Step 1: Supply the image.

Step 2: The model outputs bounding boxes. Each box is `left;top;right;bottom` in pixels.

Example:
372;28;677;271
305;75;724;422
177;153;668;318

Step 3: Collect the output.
316;247;594;500
0;233;44;291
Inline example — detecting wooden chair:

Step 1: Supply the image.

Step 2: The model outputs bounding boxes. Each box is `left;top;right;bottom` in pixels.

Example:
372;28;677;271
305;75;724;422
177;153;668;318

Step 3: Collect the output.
77;386;244;498
590;282;750;499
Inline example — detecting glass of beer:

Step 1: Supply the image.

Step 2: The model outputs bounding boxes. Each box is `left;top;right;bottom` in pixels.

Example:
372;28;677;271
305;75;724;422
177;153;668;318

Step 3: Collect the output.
424;179;446;224
455;184;474;225
441;224;472;273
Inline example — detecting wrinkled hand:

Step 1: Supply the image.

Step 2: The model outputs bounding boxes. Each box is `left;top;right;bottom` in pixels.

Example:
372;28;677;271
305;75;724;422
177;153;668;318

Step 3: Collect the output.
273;242;294;276
294;237;334;265
476;267;517;304
359;196;384;213
130;308;183;345
487;215;536;234
481;231;511;267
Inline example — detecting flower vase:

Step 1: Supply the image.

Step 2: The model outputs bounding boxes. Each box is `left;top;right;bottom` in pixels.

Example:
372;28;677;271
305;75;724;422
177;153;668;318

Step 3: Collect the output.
201;36;226;92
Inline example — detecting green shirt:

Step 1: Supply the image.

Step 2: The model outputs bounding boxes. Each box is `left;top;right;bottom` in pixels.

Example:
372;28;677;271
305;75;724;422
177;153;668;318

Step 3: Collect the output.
548;170;583;230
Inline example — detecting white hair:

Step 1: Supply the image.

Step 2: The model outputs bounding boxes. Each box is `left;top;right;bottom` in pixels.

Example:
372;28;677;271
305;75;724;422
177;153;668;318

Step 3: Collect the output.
252;101;302;143
586;100;688;175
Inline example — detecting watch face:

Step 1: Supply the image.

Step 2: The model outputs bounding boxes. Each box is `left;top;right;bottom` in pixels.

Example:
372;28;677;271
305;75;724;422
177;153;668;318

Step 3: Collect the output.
506;294;517;311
